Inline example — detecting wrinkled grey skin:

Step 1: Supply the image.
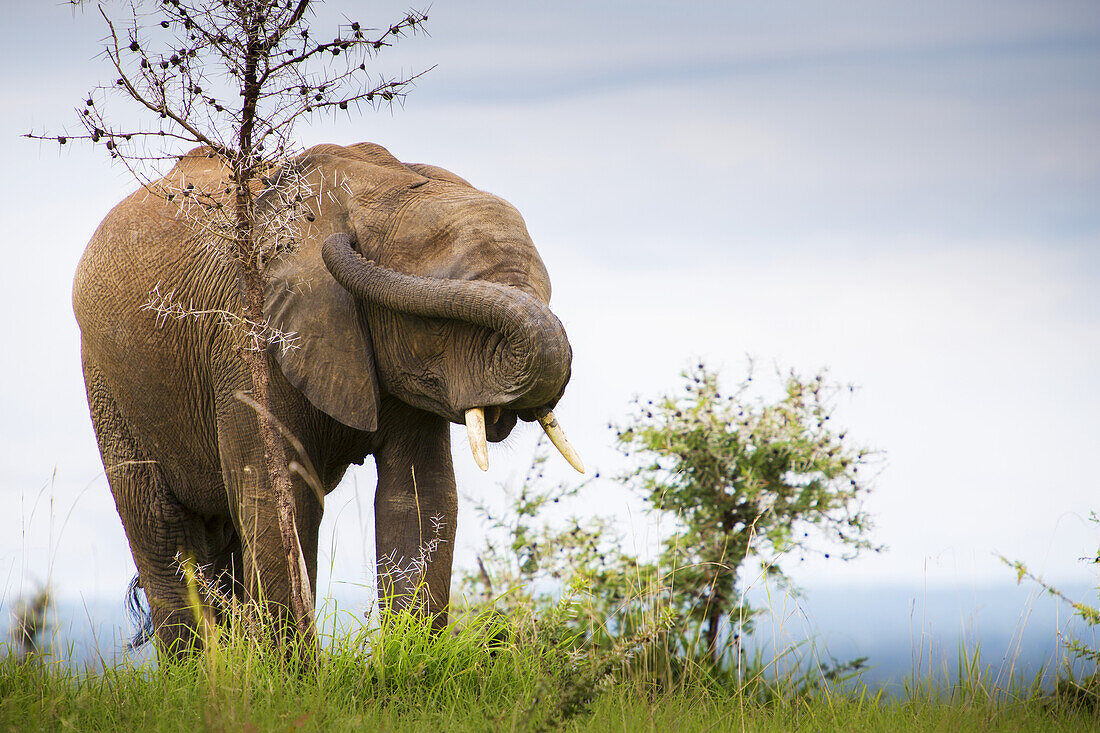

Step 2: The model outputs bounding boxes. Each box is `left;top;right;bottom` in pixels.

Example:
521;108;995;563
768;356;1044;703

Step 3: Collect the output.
74;142;573;651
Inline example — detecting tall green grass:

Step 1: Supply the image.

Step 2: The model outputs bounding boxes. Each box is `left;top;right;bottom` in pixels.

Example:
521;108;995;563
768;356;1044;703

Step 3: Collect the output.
2;600;1097;732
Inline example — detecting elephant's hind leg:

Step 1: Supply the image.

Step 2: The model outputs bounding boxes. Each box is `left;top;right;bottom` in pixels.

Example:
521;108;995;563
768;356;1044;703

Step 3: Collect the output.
82;355;215;657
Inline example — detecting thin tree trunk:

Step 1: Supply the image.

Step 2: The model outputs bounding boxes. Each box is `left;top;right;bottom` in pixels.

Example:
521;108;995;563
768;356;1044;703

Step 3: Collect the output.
241;271;315;645
705;596;721;664
229;16;317;651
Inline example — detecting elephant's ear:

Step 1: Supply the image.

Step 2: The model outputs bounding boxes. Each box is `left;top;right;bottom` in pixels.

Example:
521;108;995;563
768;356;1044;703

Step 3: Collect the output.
265;229;379;432
404;163;475;188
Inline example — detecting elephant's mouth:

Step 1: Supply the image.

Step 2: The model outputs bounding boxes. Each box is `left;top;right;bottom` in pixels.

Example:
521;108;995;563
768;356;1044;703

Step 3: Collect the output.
484;405;518;443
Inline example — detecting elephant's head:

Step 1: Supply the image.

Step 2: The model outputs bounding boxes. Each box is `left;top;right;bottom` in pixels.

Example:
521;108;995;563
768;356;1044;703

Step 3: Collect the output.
262;142;581;471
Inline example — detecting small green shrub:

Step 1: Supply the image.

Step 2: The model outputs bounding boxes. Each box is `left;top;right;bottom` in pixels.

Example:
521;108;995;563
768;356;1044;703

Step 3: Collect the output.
1003;511;1100;712
616;362;880;662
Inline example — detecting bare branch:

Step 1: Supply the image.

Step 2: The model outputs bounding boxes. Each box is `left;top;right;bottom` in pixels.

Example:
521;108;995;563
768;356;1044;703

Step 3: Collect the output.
260;0;312;51
100;8;229;156
261;10;428;81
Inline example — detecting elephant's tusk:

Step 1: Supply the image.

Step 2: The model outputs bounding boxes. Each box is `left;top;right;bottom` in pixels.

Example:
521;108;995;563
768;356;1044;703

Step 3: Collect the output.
536;409;585;474
465;407;489;471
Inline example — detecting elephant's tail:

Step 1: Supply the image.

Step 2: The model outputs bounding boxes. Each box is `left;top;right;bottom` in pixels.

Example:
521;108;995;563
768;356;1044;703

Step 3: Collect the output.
126;574;154;649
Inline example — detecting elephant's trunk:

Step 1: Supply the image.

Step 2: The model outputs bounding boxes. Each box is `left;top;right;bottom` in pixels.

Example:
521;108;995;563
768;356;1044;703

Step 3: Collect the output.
321;232;571;411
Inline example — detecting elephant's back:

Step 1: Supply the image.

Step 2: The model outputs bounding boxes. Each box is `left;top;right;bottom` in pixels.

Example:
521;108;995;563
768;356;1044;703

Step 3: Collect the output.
75;189;182;331
73;154;234;357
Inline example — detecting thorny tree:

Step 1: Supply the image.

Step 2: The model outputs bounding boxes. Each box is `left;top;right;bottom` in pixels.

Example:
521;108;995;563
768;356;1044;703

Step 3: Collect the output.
28;0;429;645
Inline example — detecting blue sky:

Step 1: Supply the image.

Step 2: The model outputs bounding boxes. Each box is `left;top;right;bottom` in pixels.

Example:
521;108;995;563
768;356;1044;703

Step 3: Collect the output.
2;1;1098;608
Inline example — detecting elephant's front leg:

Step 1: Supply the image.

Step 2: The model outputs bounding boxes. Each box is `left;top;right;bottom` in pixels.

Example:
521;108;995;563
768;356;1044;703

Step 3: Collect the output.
374;399;457;628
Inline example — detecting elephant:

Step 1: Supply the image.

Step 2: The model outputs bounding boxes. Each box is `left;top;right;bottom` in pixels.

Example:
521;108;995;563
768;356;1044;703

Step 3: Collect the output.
73;141;582;652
